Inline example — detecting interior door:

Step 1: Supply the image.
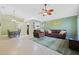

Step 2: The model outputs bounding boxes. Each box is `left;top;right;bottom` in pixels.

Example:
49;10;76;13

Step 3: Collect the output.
27;25;29;35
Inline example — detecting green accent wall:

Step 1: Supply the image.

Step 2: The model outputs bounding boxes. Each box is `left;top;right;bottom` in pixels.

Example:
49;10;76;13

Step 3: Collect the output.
45;16;77;39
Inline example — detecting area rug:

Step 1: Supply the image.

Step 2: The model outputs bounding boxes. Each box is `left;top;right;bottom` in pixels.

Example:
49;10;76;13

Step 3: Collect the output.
31;36;79;55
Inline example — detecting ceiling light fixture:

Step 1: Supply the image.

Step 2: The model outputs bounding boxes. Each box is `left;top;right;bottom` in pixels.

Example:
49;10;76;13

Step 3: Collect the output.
40;4;54;16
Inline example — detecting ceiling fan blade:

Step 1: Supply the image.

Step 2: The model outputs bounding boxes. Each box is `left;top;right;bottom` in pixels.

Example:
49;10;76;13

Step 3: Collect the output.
47;12;52;15
39;4;54;16
47;8;54;12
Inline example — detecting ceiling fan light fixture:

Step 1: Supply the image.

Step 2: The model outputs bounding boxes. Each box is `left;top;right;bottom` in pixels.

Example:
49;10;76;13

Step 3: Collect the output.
40;4;54;16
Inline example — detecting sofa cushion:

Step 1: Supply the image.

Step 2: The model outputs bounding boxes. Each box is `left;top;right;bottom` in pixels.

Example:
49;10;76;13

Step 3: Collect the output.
56;30;61;33
51;30;57;33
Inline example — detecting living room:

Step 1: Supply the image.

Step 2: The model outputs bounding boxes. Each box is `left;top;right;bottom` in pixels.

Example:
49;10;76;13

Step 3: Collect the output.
0;4;79;55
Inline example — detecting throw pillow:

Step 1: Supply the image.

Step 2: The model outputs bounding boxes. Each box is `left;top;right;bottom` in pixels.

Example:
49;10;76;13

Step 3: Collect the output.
48;30;52;34
59;30;66;35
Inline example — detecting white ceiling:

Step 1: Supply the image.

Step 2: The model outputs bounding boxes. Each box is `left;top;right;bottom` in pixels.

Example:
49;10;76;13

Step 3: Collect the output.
0;4;79;21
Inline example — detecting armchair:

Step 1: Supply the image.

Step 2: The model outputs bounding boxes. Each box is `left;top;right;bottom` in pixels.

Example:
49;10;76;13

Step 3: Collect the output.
33;30;45;38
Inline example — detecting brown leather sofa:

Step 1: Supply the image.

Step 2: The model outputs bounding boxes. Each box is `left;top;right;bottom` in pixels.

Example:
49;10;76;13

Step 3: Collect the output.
45;30;66;39
33;30;45;38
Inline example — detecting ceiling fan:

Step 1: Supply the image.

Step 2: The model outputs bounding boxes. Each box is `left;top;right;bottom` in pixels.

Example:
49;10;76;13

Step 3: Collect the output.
40;4;54;16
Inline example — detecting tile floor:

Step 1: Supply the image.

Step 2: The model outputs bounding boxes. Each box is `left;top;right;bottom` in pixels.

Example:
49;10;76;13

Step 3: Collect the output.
0;36;61;55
